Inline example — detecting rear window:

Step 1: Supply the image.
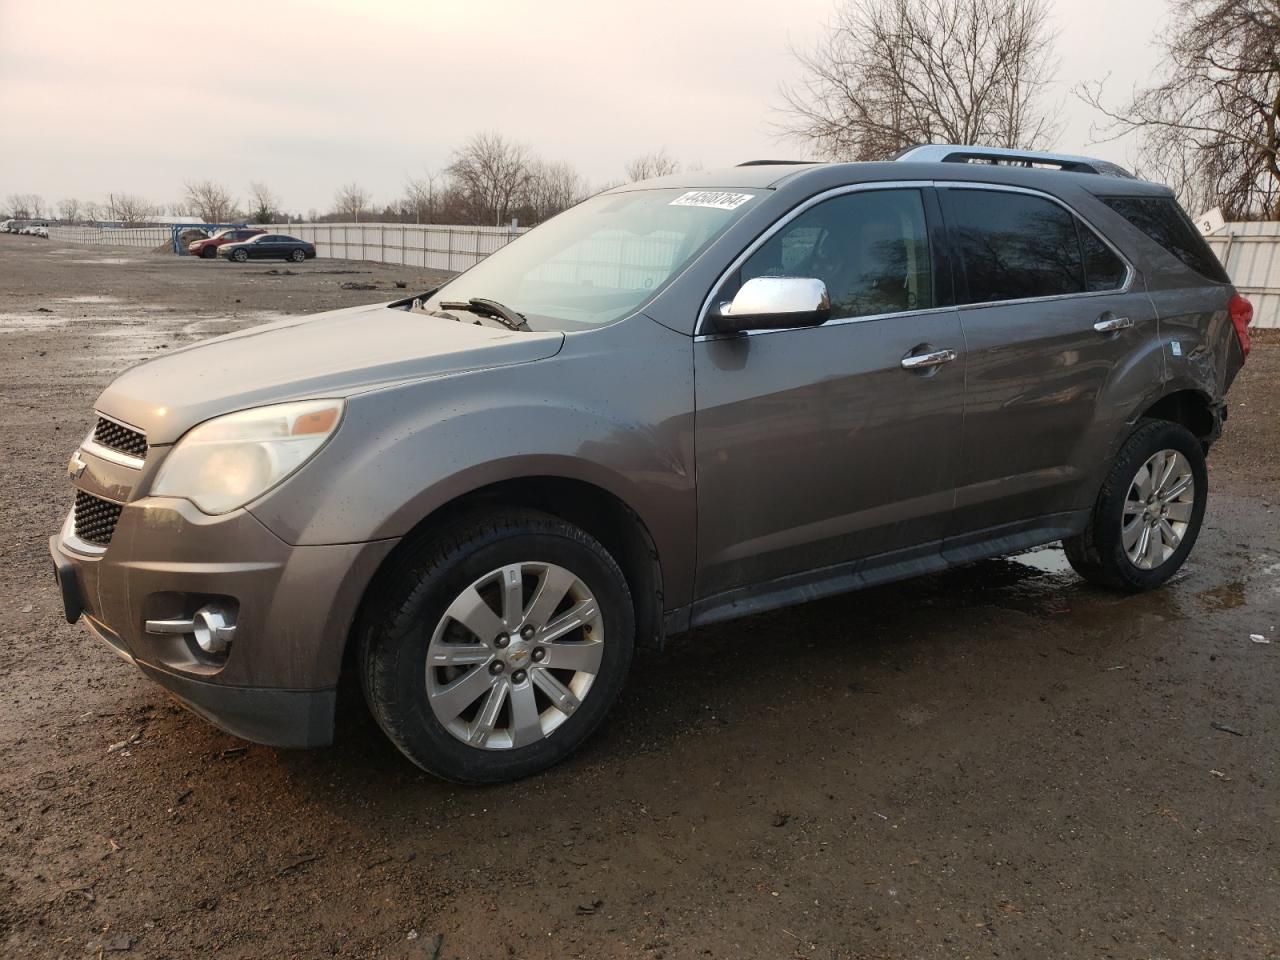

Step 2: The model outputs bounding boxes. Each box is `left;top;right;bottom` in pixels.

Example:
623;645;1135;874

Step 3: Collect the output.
1102;196;1229;283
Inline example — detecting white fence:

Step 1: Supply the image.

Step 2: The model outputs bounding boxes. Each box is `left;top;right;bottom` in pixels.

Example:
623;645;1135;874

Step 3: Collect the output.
1206;224;1280;328
47;222;528;272
48;226;172;248
42;219;1280;327
255;222;527;272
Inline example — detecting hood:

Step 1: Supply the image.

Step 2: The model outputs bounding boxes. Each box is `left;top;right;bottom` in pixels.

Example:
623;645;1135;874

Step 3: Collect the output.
96;302;564;443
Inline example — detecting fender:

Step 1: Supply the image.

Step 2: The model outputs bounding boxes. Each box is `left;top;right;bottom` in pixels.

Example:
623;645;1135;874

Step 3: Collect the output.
248;315;700;608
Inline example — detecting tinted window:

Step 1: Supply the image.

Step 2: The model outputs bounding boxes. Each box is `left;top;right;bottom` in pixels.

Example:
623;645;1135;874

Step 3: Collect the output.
732;189;934;319
1102;196;1229;283
1079;225;1127;291
944;189;1084;303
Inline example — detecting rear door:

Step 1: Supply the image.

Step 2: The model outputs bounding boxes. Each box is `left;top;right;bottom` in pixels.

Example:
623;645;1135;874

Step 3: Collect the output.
938;184;1160;541
693;185;965;602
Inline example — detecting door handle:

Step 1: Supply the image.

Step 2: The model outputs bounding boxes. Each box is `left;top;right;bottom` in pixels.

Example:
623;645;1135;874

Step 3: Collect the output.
1093;315;1133;333
900;348;957;371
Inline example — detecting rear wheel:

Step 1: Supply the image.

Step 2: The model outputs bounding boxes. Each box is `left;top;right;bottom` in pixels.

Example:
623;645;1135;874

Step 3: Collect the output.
358;510;635;783
1064;419;1207;590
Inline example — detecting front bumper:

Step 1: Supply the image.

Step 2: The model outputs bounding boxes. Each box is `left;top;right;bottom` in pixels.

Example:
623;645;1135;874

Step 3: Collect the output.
51;496;397;747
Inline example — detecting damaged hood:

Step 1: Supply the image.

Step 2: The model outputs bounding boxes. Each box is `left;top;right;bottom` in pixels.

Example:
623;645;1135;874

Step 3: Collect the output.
96;301;564;444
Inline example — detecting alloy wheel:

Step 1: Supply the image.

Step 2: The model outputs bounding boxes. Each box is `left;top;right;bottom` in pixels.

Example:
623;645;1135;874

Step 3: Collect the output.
1122;448;1195;570
425;562;604;749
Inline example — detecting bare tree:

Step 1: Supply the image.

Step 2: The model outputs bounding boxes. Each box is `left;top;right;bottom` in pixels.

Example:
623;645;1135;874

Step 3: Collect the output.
184;180;238;223
403;171;440;224
57;198;82;223
625;149;681;182
334;182;372;221
523;160;588;221
5;194;40;219
779;0;1061;160
108;193;160;225
247;182;280;223
448;132;534;225
1077;0;1280;219
83;200;102;222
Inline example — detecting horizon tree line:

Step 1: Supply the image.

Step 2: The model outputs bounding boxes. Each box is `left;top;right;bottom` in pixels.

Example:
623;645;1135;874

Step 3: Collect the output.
3;142;689;228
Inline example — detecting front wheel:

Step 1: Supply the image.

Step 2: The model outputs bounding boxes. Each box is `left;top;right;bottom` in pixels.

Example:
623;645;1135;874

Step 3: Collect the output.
358;511;635;783
290;248;306;262
200;246;216;259
232;249;248;262
1064;419;1207;591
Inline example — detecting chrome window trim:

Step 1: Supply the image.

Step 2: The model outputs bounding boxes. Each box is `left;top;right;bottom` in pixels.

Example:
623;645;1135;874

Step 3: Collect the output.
693;179;1138;339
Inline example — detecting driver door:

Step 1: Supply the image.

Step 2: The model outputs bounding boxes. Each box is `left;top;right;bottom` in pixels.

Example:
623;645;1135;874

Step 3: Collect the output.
692;186;965;606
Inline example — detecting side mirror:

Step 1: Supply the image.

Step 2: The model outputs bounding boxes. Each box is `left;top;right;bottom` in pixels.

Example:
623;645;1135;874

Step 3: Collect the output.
705;276;831;334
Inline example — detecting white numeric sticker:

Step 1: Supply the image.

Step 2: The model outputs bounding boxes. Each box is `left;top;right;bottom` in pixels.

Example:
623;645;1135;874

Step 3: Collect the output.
669;191;754;211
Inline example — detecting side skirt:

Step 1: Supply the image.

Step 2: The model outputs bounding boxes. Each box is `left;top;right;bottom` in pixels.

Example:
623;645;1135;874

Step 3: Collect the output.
665;510;1088;635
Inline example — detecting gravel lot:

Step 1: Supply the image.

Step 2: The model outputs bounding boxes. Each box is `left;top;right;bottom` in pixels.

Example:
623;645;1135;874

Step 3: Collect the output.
1;233;1278;959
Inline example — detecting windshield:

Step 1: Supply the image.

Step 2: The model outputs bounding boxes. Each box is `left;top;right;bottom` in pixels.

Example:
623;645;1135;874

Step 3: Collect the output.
420;188;763;331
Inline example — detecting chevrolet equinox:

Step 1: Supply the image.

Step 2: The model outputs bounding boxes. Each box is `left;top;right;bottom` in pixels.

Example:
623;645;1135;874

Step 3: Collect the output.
50;145;1252;782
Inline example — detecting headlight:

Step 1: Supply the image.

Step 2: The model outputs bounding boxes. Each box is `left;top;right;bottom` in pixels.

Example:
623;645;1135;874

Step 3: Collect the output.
151;399;344;514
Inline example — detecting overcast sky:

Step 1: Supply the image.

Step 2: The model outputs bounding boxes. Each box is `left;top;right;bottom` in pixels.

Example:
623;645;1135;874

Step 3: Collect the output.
0;0;1171;215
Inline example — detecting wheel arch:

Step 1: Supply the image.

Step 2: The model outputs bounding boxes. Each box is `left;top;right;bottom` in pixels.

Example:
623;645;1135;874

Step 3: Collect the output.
1082;385;1219;511
1139;387;1219;441
343;473;666;695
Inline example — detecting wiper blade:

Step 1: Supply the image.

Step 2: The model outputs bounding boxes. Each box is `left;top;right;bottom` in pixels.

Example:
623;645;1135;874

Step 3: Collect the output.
438;297;530;331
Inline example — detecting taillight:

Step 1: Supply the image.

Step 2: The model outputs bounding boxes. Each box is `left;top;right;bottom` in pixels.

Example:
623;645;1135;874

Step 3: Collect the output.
1229;291;1253;359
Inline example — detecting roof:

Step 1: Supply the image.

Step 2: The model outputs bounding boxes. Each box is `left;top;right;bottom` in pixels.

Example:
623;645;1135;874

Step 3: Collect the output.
614;145;1173;198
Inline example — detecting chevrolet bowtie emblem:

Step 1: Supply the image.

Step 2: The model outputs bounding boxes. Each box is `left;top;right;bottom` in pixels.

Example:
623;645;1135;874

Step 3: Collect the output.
68;452;87;480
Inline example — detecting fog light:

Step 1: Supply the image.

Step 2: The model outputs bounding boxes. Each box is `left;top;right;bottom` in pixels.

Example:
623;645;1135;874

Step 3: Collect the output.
146;604;236;655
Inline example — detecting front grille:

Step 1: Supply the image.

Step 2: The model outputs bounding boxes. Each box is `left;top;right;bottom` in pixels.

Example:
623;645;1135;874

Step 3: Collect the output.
93;416;147;459
74;491;123;546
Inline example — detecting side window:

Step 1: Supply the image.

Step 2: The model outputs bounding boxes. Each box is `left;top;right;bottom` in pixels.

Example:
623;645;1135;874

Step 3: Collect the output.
732;189;934;320
1078;224;1127;291
1102;196;1230;283
943;189;1084;303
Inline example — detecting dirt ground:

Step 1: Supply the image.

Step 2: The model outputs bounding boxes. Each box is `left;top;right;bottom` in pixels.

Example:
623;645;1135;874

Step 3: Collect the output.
1;233;1278;960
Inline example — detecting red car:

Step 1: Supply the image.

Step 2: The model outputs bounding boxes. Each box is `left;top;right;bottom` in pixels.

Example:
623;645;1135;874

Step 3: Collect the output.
188;227;265;259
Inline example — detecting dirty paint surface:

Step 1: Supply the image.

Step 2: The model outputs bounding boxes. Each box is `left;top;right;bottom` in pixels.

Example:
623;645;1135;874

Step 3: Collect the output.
1;235;1278;958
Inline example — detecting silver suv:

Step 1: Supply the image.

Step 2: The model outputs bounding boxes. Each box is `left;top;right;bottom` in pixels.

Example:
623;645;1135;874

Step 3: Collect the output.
51;145;1252;782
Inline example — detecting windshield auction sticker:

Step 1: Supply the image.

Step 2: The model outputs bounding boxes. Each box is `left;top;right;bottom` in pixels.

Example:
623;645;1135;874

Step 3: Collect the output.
669;191;755;211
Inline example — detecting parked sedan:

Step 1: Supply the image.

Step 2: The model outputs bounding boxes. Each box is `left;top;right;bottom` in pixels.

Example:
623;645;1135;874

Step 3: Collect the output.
188;228;264;259
219;234;316;263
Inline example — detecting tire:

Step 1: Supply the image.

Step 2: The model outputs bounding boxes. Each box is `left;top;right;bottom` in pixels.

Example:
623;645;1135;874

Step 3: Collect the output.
290;248;306;262
232;249;248;262
1063;419;1208;591
357;510;635;783
200;246;216;259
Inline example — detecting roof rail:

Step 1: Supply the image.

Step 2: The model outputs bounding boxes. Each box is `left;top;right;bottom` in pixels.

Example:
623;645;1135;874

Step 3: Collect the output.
893;144;1135;179
735;159;815;166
